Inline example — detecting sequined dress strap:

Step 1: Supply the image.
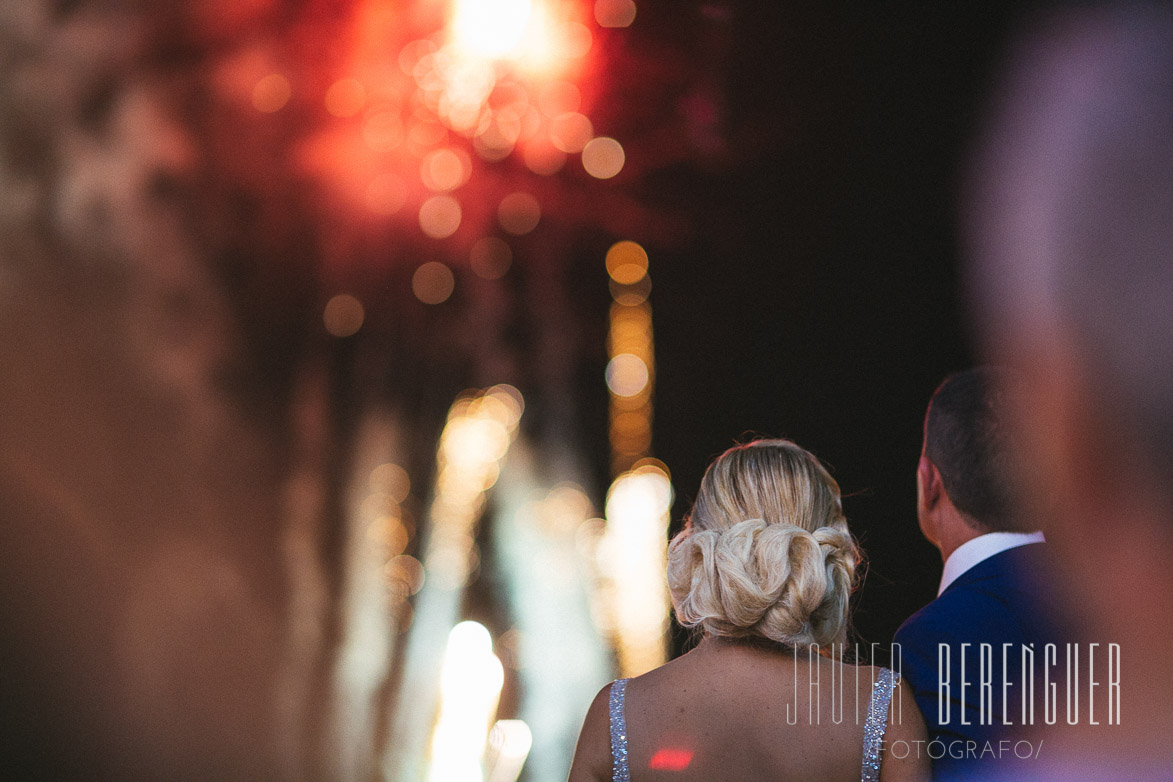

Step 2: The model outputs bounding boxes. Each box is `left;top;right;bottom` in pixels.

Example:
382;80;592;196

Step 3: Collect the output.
608;678;631;782
860;667;899;782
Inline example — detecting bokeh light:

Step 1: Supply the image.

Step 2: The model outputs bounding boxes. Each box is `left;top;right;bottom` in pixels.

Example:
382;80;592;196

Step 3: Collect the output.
421;148;473;191
582;136;625;179
550;112;593;153
399;39;437;75
610;276;651;306
252;73;291;113
595;0;637;28
605;240;649;284
368;516;410;558
470;237;513;280
366;173;408;215
450;0;534;59
485;720;534;782
385;554;426;595
605;353;650;397
537;81;581;117
409;115;450;150
497;192;541;235
363;111;405;151
610;411;652;451
429;621;506;782
371;462;412;503
325;78;367;118
413;261;456;304
323;294;365;337
597;465;673;676
419;195;463;238
522;140;566;175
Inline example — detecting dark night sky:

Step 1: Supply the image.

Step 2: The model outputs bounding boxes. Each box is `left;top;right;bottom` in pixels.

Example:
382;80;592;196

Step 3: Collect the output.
617;2;1044;653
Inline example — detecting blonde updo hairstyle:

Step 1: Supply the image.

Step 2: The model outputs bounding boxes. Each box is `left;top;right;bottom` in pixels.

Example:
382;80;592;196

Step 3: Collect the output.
667;439;861;649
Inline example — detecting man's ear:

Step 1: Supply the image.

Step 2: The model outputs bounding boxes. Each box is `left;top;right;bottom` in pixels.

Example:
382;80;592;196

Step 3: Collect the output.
917;456;943;548
918;456;942;511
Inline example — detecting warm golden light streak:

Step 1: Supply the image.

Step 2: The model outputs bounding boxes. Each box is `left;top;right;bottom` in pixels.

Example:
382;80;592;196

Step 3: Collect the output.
424;385;524;589
388;387;523;779
597;465;672;676
596;237;668;676
606;295;654;474
427;621;506;782
484;720;534;782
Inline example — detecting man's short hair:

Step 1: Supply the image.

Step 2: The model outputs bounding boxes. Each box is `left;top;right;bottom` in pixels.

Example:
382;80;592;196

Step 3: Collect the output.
924;367;1023;532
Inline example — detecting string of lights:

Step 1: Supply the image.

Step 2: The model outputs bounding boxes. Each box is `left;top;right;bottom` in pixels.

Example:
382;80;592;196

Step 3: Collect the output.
596;239;674;677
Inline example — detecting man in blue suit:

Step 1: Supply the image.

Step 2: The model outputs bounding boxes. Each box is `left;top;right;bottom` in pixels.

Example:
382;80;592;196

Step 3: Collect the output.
894;368;1055;780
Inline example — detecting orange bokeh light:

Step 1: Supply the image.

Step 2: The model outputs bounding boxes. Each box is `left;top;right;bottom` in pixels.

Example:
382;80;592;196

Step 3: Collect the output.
325;78;367;117
606;240;649;284
419;195;463;238
582;136;625;179
523;140;567;175
498;192;541;235
595;0;637;29
421;148;472;191
323;294;365;337
538;81;581;117
606;353;650;397
550;112;593;153
450;0;534;59
610;276;651;306
370;462;411;503
252;73;291;113
363;111;404;151
412;261;456;304
564;22;594;58
470;237;513;279
366;174;407;215
301;0;605;243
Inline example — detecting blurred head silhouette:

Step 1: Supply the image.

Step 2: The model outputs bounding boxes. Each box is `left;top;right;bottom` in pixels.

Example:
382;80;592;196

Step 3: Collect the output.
967;1;1173;770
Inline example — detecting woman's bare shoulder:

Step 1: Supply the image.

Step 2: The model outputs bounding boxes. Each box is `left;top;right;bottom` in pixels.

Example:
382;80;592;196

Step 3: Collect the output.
568;681;616;782
880;675;930;782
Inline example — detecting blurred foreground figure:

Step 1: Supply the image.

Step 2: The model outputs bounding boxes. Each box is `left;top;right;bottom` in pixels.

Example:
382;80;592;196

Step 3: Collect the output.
0;3;373;780
967;3;1173;778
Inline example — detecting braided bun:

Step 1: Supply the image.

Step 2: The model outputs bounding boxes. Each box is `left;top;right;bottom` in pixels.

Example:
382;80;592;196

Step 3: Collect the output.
667;440;860;648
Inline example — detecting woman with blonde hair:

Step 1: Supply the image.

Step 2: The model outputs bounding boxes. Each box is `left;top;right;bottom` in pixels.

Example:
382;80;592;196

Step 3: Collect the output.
569;439;928;782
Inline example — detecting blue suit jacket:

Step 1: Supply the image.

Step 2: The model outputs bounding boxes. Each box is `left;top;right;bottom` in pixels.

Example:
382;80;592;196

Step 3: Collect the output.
894;542;1061;779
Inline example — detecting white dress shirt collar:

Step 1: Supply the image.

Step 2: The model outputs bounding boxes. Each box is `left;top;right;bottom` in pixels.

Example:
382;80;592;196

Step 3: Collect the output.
938;531;1046;596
